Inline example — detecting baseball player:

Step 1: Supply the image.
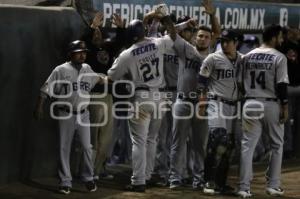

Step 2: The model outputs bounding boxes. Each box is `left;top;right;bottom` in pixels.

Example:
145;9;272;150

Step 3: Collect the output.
107;19;169;192
199;29;242;195
158;0;220;190
34;40;105;194
167;21;208;191
237;24;289;198
143;9;181;186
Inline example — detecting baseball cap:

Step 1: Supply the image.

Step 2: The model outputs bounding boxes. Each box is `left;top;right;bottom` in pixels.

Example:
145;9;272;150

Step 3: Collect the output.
219;29;239;41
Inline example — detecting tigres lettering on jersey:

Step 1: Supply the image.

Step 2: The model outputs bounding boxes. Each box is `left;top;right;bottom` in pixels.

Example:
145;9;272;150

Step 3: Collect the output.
200;50;242;101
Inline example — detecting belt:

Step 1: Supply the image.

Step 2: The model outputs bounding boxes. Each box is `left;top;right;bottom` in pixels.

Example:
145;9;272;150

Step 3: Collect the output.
135;87;166;92
209;96;237;106
245;97;278;102
164;86;177;91
58;107;86;115
177;93;198;103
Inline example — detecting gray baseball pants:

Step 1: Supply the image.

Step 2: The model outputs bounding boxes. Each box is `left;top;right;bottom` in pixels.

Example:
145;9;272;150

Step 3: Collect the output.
129;91;166;185
169;98;208;186
239;99;284;191
155;91;177;179
58;110;94;187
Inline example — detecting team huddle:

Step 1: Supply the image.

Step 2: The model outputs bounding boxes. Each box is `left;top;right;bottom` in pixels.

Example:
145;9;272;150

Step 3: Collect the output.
34;0;289;198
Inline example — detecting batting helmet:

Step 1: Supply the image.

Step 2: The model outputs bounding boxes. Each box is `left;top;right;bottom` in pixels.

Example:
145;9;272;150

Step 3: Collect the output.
127;19;145;43
68;40;88;54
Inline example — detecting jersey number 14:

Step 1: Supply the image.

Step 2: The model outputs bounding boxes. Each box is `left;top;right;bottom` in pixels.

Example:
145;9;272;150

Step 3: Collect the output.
250;71;266;89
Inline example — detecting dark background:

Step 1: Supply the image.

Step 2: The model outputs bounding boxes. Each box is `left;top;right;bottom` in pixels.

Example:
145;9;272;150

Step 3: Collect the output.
0;5;86;184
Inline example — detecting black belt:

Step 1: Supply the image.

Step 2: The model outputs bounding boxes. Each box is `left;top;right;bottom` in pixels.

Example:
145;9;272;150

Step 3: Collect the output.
209;96;237;106
135;87;165;92
177;93;198;103
245;97;278;102
164;86;177;91
58;107;86;115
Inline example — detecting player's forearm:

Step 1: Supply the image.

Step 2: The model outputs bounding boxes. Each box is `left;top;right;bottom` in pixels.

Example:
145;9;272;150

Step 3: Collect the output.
106;76;114;83
198;74;209;88
35;94;46;111
197;74;209;99
161;16;176;41
97;74;108;84
277;82;288;105
210;14;221;46
175;21;189;32
91;27;103;47
143;11;156;26
33;94;47;120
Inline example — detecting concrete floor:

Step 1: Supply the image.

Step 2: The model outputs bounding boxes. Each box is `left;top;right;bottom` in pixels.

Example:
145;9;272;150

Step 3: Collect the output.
0;159;299;199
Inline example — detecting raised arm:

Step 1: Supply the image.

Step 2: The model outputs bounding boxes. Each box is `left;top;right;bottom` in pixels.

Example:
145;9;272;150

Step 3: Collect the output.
143;8;165;37
90;12;104;47
202;0;221;46
143;10;157;26
149;4;176;41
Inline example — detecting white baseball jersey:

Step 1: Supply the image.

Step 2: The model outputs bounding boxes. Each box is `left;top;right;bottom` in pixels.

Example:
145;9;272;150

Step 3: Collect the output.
40;62;100;110
108;37;168;89
163;35;179;88
200;50;242;101
174;35;205;96
241;47;289;98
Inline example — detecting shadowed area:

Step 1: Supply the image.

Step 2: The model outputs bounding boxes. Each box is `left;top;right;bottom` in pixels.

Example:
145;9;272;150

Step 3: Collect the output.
0;159;299;199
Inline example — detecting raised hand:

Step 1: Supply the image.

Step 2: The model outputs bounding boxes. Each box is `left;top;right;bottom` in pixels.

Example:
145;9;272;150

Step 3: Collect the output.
91;12;104;29
202;0;216;15
112;13;124;28
187;18;198;29
154;4;169;18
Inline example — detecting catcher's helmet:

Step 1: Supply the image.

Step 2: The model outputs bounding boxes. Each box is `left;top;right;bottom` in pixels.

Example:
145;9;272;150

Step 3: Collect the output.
127;19;145;43
68;40;88;54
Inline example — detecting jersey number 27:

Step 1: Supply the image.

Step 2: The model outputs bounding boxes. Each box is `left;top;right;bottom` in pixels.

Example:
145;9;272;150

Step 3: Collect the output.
140;58;160;82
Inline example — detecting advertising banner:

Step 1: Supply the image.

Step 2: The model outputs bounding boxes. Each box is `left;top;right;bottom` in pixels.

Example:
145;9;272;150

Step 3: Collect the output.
92;0;300;32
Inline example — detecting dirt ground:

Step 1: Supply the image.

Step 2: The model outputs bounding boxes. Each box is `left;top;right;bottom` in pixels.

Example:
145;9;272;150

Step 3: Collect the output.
0;159;299;199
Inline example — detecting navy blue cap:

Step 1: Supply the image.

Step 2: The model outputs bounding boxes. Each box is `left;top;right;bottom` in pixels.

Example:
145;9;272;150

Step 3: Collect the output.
219;29;239;41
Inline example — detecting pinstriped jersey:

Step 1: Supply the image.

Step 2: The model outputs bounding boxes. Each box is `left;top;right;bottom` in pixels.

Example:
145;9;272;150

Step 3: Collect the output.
200;50;242;101
241;47;289;98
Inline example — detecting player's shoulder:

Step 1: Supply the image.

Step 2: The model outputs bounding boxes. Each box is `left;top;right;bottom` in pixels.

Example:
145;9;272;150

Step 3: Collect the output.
237;51;244;57
206;50;222;59
82;63;93;70
117;46;131;58
252;47;285;58
244;47;260;57
146;36;169;46
158;35;174;44
213;50;223;56
54;62;71;71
